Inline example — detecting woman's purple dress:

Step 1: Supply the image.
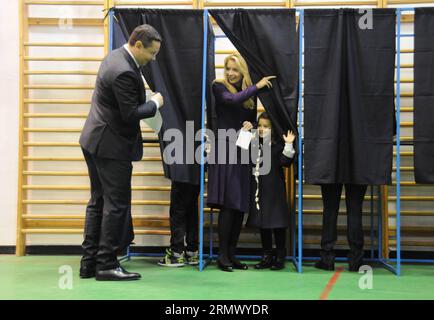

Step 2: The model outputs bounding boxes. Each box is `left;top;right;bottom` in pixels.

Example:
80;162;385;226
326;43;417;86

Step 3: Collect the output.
207;82;258;212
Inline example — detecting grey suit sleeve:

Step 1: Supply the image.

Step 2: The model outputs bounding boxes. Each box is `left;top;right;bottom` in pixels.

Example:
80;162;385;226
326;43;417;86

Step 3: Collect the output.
112;71;157;122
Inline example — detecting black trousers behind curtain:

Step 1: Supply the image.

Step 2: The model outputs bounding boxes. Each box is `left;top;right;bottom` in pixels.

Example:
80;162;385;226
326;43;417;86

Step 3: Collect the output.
209;9;299;142
113;9;215;185
414;8;434;184
304;9;396;185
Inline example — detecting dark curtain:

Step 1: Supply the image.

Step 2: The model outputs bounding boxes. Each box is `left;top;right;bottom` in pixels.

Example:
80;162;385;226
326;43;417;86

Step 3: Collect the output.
303;9;396;185
414;8;434;184
209;9;299;140
113;9;215;185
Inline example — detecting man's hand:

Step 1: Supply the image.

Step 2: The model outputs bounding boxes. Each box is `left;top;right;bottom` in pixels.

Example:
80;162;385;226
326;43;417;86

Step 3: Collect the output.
151;92;164;108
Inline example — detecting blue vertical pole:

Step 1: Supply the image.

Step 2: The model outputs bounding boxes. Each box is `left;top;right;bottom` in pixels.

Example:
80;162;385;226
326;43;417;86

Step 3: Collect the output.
378;186;382;260
370;185;374;259
210;211;214;260
395;8;402;276
294;170;297;263
199;9;209;272
297;9;304;273
109;9;114;52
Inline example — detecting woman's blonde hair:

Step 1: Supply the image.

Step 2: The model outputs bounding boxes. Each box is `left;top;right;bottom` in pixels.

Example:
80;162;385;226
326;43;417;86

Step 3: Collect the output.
214;53;255;110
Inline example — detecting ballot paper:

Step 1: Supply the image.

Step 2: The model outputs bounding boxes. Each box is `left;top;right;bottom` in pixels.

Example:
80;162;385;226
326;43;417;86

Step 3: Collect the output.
142;108;162;134
140;72;163;134
236;129;253;150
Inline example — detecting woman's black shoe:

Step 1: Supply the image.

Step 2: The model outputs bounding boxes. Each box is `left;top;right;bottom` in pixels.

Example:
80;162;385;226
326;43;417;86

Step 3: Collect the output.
254;255;274;269
230;256;248;270
217;260;233;272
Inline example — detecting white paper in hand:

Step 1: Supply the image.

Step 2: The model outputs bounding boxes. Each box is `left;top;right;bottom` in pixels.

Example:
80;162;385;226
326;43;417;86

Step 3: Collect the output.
142;109;162;134
236;130;253;150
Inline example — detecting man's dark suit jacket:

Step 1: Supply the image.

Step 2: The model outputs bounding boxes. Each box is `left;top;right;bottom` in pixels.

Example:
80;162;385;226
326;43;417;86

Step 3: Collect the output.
80;47;157;161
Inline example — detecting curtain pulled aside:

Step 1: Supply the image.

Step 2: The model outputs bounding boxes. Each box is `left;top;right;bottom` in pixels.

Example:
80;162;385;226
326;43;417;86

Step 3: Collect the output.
113;9;215;185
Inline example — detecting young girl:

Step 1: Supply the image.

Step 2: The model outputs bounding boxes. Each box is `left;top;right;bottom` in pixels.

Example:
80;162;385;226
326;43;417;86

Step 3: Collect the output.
246;112;296;270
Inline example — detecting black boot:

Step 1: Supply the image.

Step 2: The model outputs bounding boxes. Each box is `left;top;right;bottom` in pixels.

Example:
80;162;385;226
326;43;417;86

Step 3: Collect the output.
271;248;286;270
79;260;96;279
254;250;274;269
314;250;335;271
348;250;364;272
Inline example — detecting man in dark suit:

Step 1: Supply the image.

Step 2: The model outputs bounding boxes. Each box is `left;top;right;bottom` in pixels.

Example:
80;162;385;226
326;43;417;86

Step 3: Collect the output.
79;24;164;281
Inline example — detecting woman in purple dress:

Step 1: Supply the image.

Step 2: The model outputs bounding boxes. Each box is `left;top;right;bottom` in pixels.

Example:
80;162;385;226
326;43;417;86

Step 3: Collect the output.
207;53;275;272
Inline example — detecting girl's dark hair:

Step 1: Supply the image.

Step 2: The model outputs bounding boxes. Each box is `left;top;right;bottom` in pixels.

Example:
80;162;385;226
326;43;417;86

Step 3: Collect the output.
128;24;162;48
257;112;277;144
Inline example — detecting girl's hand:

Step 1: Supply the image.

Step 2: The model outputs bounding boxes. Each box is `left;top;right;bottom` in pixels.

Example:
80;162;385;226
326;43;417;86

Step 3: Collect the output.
256;76;276;90
242;121;253;131
283;130;296;144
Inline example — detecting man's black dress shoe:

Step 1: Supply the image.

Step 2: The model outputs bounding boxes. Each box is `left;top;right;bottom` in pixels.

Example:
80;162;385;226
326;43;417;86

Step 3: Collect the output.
79;265;96;279
96;267;141;281
217;260;233;272
314;259;335;271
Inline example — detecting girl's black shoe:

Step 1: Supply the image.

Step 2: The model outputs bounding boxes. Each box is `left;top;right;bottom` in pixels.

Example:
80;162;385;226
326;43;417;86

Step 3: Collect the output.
270;249;286;270
254;253;274;269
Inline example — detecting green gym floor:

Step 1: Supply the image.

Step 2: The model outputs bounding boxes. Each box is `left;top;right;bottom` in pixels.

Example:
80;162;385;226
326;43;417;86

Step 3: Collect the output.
1;255;434;300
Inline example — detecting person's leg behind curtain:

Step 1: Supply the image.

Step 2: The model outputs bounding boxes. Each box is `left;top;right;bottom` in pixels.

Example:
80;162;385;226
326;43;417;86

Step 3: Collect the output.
345;183;367;271
185;183;200;265
316;183;343;270
158;181;191;267
169;181;187;254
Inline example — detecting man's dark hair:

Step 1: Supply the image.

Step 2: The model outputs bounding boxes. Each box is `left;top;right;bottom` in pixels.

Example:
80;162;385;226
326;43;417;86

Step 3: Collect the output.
128;24;162;48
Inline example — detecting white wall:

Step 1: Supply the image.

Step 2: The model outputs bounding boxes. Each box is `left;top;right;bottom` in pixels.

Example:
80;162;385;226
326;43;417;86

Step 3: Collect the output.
0;0;19;246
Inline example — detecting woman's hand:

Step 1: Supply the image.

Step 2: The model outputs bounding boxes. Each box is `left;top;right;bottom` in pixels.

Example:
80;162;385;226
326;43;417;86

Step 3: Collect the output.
242;121;253;131
283;130;296;144
256;76;276;90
